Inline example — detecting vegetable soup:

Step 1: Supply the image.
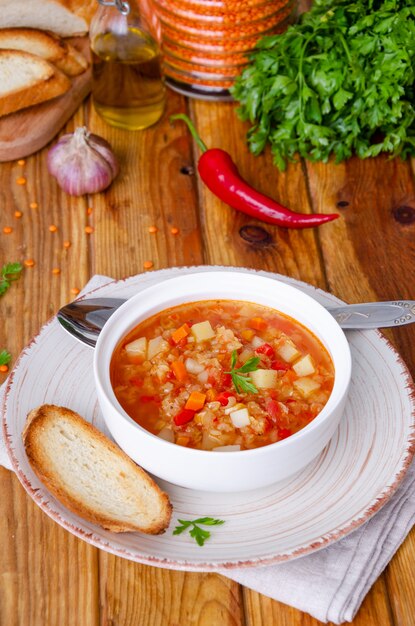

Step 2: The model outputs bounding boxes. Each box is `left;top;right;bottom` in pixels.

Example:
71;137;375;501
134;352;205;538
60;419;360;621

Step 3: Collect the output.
110;300;335;451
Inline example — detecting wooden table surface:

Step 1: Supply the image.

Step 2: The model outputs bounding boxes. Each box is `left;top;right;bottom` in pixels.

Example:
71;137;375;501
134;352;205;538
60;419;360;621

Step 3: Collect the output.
1;82;415;626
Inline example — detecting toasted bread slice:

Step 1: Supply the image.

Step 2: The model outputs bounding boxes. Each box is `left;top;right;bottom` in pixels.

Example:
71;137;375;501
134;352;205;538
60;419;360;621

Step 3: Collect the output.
0;28;88;76
0;0;93;37
23;405;172;534
65;0;97;25
0;50;71;117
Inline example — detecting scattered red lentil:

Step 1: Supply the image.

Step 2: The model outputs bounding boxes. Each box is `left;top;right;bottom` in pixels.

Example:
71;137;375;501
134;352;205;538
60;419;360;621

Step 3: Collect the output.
0;365;9;373
87;207;93;215
63;240;71;249
71;287;80;295
143;260;154;270
16;177;26;185
148;225;158;234
17;159;25;166
24;259;35;267
14;210;23;218
30;202;38;209
52;267;61;275
3;226;13;234
85;226;94;234
170;226;180;235
49;224;58;233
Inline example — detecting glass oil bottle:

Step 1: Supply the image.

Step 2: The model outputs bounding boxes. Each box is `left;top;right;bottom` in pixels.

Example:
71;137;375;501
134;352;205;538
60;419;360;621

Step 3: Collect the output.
90;0;165;130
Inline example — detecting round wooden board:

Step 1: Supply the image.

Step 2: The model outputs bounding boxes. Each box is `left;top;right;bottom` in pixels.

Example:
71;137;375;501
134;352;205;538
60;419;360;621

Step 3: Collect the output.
0;37;91;162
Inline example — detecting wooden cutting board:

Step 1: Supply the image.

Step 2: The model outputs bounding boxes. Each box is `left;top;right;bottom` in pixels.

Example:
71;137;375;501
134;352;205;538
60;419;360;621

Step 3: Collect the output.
0;38;91;162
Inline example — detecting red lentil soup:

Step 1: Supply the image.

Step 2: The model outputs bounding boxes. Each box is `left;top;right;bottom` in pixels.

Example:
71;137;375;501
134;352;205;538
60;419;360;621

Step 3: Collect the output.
110;300;335;451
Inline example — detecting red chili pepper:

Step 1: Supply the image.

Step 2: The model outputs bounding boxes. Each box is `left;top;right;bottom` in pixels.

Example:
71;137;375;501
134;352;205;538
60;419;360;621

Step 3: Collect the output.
174;408;195;426
255;342;275;358
217;391;235;406
170;114;339;229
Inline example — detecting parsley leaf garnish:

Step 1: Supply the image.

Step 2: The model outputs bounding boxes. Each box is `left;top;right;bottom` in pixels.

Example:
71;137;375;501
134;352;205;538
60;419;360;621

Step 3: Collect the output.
173;517;225;547
0;350;11;366
0;262;23;297
226;350;260;394
232;0;415;169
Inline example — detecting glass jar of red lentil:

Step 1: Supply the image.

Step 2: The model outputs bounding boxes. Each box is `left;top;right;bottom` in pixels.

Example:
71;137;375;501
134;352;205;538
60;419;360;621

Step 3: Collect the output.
151;0;298;100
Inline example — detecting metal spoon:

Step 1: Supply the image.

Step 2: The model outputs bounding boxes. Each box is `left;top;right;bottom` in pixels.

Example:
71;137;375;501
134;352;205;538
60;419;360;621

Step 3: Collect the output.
57;297;415;348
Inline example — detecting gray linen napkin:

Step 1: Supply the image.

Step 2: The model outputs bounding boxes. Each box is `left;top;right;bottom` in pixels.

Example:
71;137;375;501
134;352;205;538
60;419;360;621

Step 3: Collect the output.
1;275;414;624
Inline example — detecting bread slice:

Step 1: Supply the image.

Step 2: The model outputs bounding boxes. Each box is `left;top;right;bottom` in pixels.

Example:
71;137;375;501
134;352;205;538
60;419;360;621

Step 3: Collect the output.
0;50;71;117
23;405;172;534
65;0;97;25
0;0;94;37
0;29;88;77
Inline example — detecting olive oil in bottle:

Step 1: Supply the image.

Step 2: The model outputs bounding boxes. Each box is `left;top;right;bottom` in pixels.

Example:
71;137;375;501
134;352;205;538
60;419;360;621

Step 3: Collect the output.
90;1;165;130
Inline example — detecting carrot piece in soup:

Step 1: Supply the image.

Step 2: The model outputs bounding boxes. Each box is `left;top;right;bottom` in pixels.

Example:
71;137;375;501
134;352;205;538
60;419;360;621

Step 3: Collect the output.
206;388;218;402
249;317;267;331
171;323;190;344
185;391;206;411
171;360;187;382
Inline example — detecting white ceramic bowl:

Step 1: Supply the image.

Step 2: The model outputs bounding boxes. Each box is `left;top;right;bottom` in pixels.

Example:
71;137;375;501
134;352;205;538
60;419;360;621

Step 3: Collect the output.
94;271;352;492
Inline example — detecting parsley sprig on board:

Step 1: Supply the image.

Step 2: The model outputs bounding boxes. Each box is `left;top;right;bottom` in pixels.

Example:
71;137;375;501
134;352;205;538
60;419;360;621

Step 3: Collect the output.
0;263;23;370
173;518;225;546
0;350;11;367
0;262;23;296
232;0;415;170
226;350;260;394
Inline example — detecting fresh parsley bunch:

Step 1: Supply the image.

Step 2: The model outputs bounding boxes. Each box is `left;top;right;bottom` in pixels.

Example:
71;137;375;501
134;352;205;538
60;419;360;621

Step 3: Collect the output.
232;0;415;170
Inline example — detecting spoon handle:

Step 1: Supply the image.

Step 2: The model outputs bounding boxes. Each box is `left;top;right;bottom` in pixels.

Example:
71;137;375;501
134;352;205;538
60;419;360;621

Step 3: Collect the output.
327;301;415;329
57;298;415;348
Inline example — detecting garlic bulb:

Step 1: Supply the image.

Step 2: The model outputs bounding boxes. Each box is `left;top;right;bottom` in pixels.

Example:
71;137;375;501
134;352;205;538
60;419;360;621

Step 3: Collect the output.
47;126;119;196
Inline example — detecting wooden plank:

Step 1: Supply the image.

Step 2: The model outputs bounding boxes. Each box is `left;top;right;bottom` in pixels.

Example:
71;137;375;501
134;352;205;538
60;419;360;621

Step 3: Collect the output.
89;89;245;626
304;154;415;626
189;100;327;289
385;536;415;626
99;554;245;626
0;105;99;626
242;577;393;626
86;90;204;279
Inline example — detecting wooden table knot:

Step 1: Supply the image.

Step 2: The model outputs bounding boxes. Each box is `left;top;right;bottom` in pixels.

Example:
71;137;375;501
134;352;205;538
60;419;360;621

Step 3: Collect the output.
392;205;415;225
239;225;273;246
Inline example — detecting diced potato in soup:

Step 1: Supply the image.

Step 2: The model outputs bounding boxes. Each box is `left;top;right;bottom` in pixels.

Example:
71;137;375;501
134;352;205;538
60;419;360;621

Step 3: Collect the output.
191;320;215;342
125;337;147;360
277;340;301;363
147;336;169;360
111;300;334;451
294;377;321;397
293;354;315;377
249;369;278;389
